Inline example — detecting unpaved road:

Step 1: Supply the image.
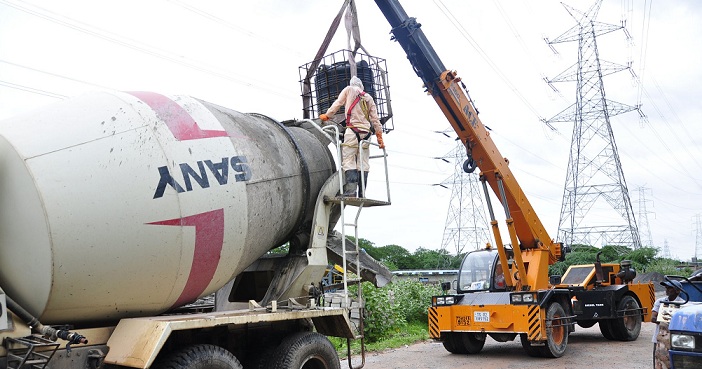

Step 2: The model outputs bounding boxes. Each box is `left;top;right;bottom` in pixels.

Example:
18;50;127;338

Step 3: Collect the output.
346;322;655;369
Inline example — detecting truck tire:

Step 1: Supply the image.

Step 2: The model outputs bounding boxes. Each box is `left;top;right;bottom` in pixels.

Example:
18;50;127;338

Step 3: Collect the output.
610;295;642;341
268;332;340;369
541;302;568;358
154;344;242;369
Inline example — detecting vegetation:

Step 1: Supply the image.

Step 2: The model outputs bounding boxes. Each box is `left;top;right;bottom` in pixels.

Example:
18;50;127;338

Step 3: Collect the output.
358;238;464;270
328;280;440;357
354;238;697;277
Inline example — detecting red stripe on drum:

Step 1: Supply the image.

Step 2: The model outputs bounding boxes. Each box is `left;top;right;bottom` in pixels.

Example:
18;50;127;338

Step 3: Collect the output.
128;91;228;140
148;209;225;308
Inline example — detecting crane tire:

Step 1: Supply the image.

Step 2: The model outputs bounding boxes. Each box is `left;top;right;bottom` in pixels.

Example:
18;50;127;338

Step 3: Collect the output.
442;332;485;354
153;344;242;369
599;320;617;340
610;295;642;341
441;333;466;354
540;302;568;358
519;334;542;357
268;332;340;369
458;332;486;354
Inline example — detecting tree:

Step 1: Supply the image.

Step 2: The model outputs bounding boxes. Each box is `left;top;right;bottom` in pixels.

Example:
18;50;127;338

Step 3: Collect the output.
374;244;414;270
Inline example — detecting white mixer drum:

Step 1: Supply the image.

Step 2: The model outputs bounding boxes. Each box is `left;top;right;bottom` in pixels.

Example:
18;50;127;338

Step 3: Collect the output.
0;91;333;324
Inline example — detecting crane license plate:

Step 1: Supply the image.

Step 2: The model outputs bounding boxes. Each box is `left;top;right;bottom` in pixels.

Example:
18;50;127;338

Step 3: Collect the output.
474;311;490;322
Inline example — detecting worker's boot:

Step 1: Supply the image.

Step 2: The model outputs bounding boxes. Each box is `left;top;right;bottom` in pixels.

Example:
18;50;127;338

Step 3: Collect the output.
358;171;369;198
343;170;358;197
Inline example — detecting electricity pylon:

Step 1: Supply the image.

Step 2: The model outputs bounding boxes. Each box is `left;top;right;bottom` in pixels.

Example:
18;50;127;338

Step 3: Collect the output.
439;140;491;262
637;186;655;248
545;0;642;251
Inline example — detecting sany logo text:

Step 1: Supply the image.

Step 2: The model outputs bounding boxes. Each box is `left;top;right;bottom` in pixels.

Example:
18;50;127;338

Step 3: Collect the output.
153;156;251;199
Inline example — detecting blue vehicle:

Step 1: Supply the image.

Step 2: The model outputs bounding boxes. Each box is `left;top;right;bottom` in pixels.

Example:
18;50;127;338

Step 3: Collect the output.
665;274;702;369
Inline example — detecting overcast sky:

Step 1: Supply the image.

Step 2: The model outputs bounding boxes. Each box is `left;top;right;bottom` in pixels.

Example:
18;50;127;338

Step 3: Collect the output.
1;0;700;261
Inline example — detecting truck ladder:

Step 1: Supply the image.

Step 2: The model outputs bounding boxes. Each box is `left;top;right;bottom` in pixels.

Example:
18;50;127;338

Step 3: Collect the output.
309;121;391;369
3;336;59;369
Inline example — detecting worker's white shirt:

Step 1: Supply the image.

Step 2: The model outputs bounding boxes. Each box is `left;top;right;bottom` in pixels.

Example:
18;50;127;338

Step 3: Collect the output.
325;85;382;133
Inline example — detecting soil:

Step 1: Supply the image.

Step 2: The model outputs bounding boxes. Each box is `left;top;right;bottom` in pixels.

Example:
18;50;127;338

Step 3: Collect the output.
346;320;656;369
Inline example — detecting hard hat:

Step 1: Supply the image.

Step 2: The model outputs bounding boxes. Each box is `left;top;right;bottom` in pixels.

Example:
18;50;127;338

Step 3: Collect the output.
350;76;364;90
660;279;683;291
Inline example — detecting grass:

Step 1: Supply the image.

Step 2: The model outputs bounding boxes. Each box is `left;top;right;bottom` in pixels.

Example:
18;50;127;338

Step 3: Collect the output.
328;321;431;358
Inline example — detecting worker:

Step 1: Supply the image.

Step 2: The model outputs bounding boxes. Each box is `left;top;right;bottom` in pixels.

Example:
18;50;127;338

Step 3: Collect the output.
493;262;506;290
319;76;384;197
650;279;684;369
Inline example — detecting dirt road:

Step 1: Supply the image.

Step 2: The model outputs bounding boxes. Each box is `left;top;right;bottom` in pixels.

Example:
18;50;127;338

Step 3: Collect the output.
347;322;655;369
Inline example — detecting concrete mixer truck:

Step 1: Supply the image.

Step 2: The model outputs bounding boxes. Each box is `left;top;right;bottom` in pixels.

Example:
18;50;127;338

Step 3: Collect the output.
0;90;392;369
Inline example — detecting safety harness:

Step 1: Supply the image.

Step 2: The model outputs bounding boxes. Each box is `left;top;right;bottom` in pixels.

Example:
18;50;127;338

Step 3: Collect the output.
345;91;374;143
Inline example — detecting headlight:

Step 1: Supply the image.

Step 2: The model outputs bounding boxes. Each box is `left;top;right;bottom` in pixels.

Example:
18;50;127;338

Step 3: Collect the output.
511;293;537;304
671;334;696;349
434;296;458;306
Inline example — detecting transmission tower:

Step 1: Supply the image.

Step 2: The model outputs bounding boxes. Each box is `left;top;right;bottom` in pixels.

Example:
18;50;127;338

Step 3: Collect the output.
545;0;642;251
636;186;655;248
662;239;671;259
439;140;491;259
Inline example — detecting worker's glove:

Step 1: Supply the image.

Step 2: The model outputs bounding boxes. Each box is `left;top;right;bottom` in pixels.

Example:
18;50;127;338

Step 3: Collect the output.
319;113;329;122
376;131;385;149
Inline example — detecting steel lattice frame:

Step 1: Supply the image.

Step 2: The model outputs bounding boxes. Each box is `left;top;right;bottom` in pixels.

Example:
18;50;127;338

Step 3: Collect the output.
439;141;491;260
546;0;641;251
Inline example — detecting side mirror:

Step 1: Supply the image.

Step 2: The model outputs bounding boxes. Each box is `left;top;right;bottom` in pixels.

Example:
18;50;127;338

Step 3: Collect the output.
441;282;452;294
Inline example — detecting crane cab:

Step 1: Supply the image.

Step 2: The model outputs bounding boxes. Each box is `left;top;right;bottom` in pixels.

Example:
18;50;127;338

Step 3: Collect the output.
456;248;512;293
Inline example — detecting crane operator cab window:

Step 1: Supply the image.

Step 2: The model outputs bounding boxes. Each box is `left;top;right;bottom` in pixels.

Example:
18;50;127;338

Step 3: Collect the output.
458;249;499;292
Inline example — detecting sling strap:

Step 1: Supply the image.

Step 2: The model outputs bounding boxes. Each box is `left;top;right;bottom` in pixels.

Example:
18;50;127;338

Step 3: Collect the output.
346;91;372;142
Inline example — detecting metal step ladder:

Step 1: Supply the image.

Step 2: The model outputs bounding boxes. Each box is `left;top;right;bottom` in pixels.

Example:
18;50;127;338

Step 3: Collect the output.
306;120;390;369
4;336;60;369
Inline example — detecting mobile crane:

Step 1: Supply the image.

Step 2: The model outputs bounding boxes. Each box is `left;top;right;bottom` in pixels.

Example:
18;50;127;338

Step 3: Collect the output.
373;0;655;358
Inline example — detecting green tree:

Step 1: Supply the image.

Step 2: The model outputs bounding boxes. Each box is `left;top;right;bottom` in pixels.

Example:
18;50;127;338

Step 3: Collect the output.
412;247;445;269
621;247;657;270
373;244;414;270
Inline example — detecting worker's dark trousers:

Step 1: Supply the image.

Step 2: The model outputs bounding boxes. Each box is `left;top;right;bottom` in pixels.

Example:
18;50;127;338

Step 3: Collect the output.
343;170;358;197
344;170;369;197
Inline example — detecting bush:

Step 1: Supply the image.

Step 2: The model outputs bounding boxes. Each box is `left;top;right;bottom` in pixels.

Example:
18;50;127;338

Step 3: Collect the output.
361;282;406;342
388;280;441;323
358;280;441;342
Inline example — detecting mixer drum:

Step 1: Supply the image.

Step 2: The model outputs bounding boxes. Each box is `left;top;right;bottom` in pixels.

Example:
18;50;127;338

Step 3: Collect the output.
0;91;334;324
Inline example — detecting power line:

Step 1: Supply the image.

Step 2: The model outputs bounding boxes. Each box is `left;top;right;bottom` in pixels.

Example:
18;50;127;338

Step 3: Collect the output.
0;80;66;99
0;0;291;99
433;0;547;124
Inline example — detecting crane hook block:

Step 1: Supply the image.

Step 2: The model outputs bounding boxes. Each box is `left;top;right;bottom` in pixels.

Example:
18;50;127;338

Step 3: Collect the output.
463;158;478;173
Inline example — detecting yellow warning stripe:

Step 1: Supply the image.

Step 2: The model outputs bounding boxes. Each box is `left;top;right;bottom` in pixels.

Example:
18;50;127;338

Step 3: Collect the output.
527;305;541;340
428;307;440;338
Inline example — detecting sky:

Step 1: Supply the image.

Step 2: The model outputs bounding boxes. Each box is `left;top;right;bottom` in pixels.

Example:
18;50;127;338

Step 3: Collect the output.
1;0;701;261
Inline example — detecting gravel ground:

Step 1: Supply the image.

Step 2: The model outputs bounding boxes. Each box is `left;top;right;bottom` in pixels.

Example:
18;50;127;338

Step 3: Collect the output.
346;321;656;369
